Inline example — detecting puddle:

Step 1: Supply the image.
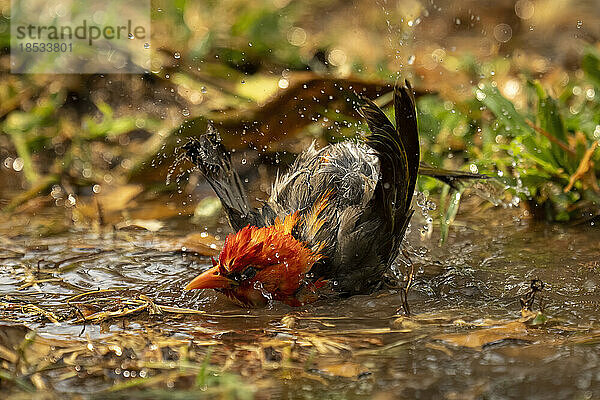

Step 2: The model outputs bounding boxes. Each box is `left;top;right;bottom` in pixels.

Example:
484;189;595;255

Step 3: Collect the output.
1;204;599;399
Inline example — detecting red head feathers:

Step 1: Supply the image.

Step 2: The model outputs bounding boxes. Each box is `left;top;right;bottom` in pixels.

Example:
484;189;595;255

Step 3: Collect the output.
185;213;323;307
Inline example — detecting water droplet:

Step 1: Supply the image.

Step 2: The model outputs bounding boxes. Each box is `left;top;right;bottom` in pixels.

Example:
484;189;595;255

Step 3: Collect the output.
144;42;150;49
12;157;24;172
128;33;134;39
174;52;181;59
278;78;289;89
493;23;512;43
515;0;534;20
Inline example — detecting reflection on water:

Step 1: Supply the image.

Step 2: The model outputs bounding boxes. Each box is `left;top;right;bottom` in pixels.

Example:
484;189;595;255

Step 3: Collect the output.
1;205;599;398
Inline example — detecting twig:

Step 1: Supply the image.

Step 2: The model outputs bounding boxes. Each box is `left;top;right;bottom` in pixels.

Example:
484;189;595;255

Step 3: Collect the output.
398;249;415;316
525;119;576;156
69;303;88;336
564;140;599;192
354;334;428;355
5;303;61;324
66;288;121;304
520;279;545;312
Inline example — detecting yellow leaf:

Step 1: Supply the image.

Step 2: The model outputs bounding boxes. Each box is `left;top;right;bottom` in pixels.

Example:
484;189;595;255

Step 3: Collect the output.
317;362;368;378
435;321;532;349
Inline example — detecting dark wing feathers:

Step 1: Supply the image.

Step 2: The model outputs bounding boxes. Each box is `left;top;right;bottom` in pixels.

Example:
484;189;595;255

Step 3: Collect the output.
182;124;269;230
358;81;419;247
394;81;420;211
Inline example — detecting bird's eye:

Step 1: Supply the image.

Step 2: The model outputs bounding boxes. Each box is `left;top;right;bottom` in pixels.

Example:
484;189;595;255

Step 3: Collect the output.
241;266;257;281
229;266;257;283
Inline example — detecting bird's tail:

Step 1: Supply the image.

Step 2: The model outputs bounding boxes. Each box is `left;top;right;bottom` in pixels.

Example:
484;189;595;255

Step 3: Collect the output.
358;80;420;240
182;124;253;231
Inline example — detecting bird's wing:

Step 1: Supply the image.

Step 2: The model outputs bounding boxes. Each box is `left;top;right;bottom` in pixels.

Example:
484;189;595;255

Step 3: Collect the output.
310;82;420;294
394;81;420;212
183;124;271;231
358;80;420;253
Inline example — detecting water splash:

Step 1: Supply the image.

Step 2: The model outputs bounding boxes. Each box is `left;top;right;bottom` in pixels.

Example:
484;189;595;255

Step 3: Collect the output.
165;144;191;187
253;281;274;307
377;0;404;80
415;191;436;238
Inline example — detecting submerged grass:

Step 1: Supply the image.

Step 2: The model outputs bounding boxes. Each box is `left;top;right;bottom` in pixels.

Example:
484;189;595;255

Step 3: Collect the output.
1;209;600;398
1;291;593;399
0;322;257;399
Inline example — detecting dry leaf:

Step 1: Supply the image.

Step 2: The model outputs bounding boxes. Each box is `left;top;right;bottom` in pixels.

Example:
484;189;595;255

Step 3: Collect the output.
95;184;144;212
116;219;164;232
435;321;533;349
156;232;222;256
316;362;368;378
392;317;421;330
75;184;144;224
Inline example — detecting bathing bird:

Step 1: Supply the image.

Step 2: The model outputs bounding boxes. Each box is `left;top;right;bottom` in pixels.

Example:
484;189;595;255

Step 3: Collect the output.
183;81;483;307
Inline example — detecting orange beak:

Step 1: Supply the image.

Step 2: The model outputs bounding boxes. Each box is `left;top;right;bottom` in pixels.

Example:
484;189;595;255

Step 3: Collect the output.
185;266;236;290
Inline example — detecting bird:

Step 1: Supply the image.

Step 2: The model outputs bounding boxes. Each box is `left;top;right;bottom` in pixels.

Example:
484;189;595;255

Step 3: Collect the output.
182;80;485;307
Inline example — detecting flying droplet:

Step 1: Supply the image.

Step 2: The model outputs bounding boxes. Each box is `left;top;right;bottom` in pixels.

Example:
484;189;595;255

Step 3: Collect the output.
12;158;24;172
493;23;512;43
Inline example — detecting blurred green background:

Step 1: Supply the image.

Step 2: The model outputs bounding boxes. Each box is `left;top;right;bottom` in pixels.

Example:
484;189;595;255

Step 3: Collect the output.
0;0;599;227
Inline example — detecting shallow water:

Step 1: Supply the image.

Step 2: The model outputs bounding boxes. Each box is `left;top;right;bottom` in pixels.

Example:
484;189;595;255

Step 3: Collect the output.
1;204;599;399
